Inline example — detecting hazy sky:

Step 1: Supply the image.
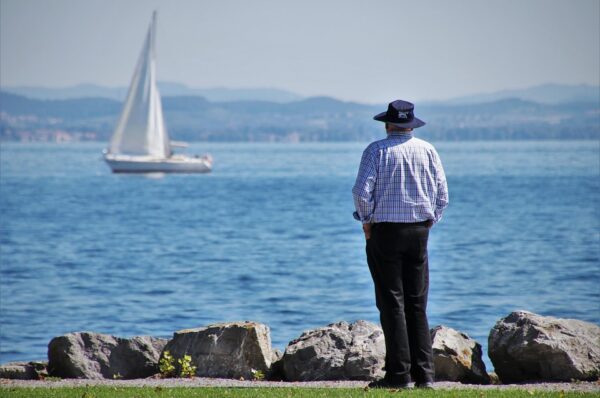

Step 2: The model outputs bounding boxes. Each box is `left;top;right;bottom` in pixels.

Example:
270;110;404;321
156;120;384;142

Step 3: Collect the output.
1;0;599;103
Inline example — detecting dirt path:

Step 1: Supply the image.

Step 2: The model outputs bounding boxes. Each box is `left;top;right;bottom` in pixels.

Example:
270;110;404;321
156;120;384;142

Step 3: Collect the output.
2;378;599;392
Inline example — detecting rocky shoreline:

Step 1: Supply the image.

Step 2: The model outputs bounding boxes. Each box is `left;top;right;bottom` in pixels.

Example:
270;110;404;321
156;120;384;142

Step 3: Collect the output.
1;311;599;388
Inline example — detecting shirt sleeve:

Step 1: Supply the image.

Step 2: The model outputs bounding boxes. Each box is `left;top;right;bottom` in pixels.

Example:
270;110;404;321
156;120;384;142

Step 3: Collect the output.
433;150;449;223
352;147;377;224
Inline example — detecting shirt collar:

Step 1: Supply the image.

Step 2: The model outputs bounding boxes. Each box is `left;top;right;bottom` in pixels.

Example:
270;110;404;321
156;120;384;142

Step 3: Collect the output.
387;132;413;139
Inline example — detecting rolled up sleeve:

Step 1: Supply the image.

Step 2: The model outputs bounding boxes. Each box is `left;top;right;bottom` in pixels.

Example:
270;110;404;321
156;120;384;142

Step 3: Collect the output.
352;148;377;224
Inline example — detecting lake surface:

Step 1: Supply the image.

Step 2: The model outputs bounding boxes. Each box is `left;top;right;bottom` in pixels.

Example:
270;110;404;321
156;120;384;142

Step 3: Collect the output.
1;140;599;371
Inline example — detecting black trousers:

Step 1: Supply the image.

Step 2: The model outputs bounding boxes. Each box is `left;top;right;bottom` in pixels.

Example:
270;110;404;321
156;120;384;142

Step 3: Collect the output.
366;221;434;384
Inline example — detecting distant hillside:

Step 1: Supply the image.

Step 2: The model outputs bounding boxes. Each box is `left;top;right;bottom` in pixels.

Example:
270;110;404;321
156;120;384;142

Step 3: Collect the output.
1;82;303;103
0;92;121;118
0;91;598;142
440;83;599;105
5;82;598;105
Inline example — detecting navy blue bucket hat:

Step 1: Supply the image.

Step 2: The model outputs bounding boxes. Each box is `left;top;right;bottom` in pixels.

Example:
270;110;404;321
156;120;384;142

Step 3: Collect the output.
374;100;426;129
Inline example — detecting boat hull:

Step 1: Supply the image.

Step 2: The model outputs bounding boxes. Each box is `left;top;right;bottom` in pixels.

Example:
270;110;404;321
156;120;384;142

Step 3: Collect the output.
104;154;212;173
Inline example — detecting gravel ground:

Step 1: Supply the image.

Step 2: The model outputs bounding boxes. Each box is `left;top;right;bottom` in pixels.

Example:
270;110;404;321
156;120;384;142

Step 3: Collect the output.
1;378;599;392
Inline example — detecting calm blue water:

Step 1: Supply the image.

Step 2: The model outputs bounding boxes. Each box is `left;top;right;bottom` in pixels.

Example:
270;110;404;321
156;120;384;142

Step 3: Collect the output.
1;141;599;372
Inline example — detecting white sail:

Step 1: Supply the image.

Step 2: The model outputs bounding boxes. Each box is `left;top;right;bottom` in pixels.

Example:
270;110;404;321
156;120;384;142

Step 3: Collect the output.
109;12;171;158
103;11;211;174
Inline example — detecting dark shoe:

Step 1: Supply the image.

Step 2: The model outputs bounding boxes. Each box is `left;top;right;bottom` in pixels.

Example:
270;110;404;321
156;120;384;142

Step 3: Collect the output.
415;381;434;389
367;378;411;389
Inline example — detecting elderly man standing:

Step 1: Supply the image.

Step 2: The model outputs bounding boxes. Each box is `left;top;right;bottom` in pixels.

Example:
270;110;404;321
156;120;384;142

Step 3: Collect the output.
353;100;448;389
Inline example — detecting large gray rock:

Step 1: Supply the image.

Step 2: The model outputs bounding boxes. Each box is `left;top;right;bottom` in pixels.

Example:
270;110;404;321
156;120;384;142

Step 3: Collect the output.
48;332;168;379
0;361;47;380
431;325;490;384
282;320;385;381
162;321;273;379
489;311;600;382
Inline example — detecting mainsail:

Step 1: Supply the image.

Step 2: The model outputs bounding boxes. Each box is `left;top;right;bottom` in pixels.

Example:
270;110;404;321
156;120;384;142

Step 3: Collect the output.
109;12;171;158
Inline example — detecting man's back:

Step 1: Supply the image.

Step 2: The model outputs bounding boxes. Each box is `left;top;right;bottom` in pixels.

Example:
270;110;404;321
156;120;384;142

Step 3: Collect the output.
352;132;448;225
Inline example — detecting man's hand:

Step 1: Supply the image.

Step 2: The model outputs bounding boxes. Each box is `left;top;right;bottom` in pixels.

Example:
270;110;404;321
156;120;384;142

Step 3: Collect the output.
363;223;373;240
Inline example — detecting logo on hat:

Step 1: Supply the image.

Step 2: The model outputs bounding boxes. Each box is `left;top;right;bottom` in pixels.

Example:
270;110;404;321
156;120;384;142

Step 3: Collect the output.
397;111;408;120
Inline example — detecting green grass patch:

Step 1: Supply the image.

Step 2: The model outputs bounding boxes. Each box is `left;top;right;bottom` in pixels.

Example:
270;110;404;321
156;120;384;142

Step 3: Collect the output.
0;387;598;398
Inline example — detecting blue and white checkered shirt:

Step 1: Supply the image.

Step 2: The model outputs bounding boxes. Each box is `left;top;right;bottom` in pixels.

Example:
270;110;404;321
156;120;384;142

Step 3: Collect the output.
352;132;449;224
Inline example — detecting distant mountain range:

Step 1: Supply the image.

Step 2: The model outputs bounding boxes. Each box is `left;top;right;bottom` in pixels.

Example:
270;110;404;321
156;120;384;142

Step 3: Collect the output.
1;82;303;103
3;82;599;105
0;83;598;142
439;83;599;105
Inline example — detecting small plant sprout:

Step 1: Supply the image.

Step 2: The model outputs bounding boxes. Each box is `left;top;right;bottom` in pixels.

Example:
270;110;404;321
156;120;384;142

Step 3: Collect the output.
251;368;265;381
178;354;196;378
159;350;176;378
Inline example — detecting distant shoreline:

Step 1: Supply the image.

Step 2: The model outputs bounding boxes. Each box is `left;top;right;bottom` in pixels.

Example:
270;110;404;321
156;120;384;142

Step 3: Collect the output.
2;90;598;142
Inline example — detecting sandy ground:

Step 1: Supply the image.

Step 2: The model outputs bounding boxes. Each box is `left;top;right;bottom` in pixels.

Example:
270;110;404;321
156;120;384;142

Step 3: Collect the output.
1;378;599;392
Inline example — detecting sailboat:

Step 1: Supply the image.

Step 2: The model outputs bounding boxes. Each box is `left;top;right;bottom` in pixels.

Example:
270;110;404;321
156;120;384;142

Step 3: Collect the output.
103;12;212;173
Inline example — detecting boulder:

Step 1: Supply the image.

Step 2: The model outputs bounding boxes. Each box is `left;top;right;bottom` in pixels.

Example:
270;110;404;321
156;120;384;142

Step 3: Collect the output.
430;325;490;384
282;320;385;381
0;361;47;380
47;332;168;379
162;321;273;379
489;311;600;382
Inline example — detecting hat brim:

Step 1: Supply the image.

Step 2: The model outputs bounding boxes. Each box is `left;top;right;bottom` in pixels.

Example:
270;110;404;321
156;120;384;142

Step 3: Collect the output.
373;112;426;129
